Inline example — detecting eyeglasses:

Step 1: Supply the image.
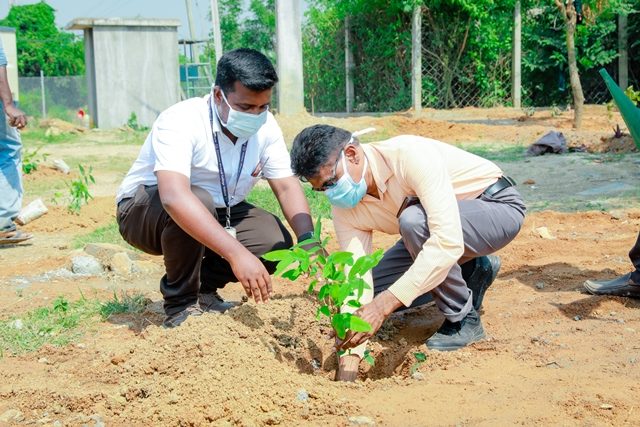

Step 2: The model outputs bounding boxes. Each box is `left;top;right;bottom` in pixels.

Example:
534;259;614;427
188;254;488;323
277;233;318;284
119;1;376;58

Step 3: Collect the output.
300;151;342;192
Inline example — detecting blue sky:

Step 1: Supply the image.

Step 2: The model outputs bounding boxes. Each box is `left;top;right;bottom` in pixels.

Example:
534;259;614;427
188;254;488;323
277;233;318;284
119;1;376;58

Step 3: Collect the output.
0;0;214;40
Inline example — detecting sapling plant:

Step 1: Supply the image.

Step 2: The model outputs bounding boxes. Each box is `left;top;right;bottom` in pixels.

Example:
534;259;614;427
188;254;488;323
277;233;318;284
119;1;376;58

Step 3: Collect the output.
66;164;95;214
263;219;383;361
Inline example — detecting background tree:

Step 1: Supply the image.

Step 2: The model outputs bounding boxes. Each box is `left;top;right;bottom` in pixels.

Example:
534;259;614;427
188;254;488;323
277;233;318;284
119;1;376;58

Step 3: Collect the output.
0;2;84;76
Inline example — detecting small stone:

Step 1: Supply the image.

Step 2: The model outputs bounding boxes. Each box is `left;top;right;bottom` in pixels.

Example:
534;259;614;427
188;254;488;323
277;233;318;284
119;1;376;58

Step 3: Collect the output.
10;319;23;329
53;421;63;427
38;357;49;364
71;255;104;276
296;389;309;402
89;414;105;427
0;409;24;422
609;311;618;317
168;393;179;404
310;358;321;370
76;343;86;349
629;357;637;364
600;404;613;410
523;179;536;185
411;371;425;381
573;315;582;321
535;282;545;290
110;252;133;276
535;227;556;240
616;318;625;324
348;415;376;426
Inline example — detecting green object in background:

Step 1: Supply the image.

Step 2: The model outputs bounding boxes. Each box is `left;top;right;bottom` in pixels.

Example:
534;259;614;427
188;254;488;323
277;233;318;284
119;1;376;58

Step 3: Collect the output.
600;68;640;149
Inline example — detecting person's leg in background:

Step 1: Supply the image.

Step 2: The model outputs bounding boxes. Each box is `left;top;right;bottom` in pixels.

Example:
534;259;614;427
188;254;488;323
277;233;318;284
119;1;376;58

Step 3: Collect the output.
583;231;640;298
0;116;30;243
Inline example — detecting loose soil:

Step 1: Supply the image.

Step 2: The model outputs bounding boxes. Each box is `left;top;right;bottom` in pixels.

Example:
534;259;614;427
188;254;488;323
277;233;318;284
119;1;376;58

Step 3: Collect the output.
1;106;639;426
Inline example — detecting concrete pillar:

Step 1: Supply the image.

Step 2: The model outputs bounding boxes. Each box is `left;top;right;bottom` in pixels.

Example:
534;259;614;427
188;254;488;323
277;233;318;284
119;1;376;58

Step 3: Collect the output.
276;0;304;115
210;0;223;64
618;13;628;90
411;6;422;114
512;0;522;108
345;16;354;113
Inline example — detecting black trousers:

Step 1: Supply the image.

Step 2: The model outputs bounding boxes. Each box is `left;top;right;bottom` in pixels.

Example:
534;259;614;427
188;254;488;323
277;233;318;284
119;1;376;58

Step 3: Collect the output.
630;231;640;284
117;185;293;315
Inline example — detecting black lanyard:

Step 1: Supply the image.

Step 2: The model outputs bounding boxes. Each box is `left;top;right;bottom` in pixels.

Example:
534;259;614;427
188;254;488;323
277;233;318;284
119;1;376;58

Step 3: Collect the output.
209;98;248;226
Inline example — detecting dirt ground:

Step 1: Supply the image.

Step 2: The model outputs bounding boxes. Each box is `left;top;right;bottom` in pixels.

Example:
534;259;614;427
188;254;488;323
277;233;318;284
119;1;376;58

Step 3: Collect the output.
1;106;639;426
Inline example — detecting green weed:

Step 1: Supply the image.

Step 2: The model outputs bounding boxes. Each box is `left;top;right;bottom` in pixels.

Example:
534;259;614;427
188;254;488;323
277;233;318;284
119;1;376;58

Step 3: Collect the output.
99;291;148;320
246;183;332;220
66;164;95;214
458;143;525;163
22;147;48;174
0;295;100;357
72;220;129;249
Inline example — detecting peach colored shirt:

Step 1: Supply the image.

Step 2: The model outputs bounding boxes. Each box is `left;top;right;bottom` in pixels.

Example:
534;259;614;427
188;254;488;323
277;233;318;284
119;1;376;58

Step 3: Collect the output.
333;136;503;308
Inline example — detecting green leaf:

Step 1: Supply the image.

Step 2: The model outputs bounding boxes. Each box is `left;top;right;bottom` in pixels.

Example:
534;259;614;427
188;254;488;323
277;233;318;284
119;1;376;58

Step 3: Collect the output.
348;315;372;333
314;216;322;239
346;299;361;308
322;262;336;279
331;314;348;340
273;257;296;277
282;268;301;280
317;284;330;300
262;249;294;262
363;350;375;366
316;305;331;319
328;251;354;266
308;279;318;293
414;352;427;362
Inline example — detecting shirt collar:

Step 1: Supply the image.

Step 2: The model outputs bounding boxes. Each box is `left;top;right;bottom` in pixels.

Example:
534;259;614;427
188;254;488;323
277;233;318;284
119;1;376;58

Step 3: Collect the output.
362;143;392;196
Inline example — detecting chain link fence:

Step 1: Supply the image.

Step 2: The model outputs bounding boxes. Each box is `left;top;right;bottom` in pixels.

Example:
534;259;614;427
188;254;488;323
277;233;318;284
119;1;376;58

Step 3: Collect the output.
18;75;87;121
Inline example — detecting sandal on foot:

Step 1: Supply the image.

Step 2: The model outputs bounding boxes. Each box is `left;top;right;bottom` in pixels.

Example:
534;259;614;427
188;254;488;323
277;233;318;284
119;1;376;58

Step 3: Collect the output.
0;229;33;245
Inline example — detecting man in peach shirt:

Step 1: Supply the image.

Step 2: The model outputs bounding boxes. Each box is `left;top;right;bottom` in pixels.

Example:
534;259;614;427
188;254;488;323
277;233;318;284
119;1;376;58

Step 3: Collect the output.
290;125;526;381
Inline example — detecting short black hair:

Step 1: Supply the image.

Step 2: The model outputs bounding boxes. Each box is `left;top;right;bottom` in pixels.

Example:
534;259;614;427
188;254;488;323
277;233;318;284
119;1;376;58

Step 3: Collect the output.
215;48;278;93
290;125;353;178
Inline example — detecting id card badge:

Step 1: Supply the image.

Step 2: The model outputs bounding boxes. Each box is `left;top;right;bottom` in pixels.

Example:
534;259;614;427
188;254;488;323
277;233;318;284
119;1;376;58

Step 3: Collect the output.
224;226;237;239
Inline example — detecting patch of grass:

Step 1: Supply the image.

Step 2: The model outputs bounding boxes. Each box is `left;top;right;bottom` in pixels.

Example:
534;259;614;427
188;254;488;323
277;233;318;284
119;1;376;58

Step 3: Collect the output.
21;128;82;146
457;143;525;163
246;183;332;220
0;292;149;357
72;219;129;249
0;295;100;357
99;291;148;319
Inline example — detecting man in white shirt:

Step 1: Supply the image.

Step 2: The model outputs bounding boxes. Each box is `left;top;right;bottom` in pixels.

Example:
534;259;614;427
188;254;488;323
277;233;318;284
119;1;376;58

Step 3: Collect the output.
117;48;316;327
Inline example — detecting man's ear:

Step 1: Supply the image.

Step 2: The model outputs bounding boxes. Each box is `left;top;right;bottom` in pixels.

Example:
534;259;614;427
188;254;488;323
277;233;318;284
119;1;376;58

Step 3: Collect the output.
344;143;360;164
212;86;222;104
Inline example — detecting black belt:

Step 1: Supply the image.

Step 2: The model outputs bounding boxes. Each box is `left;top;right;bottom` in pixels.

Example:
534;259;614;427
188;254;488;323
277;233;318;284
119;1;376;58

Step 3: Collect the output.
482;176;516;198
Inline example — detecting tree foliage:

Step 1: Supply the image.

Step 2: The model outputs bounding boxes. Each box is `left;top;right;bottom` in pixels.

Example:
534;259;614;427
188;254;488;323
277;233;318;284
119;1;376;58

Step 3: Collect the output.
0;2;84;76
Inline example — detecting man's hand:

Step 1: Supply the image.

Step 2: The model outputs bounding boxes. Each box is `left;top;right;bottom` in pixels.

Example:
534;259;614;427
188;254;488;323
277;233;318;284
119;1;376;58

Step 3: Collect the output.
334;290;404;351
229;252;272;303
5;104;27;129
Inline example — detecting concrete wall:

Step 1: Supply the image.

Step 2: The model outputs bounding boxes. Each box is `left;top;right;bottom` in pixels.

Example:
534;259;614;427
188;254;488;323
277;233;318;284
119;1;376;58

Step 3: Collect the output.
0;28;19;102
69;19;180;129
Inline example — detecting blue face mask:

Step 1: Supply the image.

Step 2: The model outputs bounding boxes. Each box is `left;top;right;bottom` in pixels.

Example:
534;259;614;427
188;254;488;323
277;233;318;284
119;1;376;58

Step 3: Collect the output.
215;90;268;139
325;151;369;209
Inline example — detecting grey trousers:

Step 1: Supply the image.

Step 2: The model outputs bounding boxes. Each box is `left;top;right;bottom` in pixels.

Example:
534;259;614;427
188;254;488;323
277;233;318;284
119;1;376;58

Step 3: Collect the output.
372;186;526;322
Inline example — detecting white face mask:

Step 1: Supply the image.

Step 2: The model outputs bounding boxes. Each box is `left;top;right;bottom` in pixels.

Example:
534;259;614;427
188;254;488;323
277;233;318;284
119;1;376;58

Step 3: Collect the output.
215;90;268;139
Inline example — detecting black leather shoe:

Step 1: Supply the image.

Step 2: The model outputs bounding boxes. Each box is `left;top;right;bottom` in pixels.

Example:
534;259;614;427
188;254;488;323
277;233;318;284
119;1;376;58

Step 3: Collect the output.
198;292;239;313
583;273;640;298
426;307;485;351
464;255;501;311
162;304;204;328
